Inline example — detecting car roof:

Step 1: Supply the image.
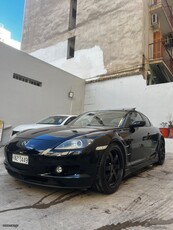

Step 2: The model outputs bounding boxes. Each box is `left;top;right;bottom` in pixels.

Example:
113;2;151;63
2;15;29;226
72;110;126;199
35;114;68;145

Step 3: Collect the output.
84;108;136;113
45;115;77;117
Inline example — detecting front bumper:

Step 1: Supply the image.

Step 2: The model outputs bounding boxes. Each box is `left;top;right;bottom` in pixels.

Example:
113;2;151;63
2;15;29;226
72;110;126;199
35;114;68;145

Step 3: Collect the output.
4;149;99;189
4;162;93;188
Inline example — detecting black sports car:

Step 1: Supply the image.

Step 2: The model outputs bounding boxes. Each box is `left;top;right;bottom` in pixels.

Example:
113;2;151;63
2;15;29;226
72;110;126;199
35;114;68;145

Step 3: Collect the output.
4;109;165;194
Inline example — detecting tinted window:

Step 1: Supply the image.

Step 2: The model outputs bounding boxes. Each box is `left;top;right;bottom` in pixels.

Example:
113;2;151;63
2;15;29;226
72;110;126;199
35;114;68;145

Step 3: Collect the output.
140;113;151;127
125;112;143;128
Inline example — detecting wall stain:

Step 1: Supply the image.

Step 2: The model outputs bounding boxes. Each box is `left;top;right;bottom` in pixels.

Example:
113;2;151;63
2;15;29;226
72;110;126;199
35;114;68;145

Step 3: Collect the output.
96;218;173;230
0;190;85;214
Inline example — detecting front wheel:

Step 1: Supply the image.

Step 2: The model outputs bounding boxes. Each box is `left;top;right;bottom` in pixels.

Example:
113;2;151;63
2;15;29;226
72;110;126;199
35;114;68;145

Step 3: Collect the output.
94;144;125;194
156;139;165;165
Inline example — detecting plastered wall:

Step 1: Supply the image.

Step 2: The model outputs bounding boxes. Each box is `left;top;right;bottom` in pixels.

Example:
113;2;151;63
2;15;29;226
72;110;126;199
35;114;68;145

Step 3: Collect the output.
84;75;173;127
22;0;144;79
0;42;84;130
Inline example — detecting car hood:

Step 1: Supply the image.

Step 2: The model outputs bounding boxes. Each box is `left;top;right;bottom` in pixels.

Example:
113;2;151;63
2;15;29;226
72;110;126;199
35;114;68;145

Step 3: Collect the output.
16;125;114;139
13;123;59;132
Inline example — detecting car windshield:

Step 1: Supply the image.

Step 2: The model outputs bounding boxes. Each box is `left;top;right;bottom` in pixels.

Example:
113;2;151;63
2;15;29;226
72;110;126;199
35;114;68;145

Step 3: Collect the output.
70;111;127;127
37;116;68;125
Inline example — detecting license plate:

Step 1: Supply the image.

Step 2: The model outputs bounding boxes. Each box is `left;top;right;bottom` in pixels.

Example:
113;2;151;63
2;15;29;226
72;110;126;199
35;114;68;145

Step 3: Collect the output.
12;154;29;165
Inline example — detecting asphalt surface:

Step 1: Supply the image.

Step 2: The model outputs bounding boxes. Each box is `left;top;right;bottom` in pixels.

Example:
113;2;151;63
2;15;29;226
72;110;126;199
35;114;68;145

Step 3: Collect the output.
0;146;173;230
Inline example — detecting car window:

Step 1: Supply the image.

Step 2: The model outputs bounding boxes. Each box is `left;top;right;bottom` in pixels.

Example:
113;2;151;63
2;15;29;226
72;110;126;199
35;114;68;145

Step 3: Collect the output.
124;112;143;128
140;113;151;127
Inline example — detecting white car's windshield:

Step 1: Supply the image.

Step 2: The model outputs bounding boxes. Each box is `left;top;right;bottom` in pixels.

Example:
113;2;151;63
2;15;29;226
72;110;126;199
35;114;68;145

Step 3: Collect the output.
37;116;68;125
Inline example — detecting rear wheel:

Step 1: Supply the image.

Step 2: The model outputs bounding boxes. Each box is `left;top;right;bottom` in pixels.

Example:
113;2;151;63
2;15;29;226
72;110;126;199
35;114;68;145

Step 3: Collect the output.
94;144;124;194
157;139;165;165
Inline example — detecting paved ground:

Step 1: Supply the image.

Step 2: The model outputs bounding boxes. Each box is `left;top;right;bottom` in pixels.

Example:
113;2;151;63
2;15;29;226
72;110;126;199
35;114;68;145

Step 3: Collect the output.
0;145;173;230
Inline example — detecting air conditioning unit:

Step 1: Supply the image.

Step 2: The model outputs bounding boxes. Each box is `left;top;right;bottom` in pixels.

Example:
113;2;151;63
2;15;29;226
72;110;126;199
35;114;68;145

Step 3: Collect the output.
151;13;158;25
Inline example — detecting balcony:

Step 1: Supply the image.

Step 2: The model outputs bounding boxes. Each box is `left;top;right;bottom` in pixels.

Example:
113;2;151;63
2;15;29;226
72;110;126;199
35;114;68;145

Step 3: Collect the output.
149;41;173;83
149;0;173;34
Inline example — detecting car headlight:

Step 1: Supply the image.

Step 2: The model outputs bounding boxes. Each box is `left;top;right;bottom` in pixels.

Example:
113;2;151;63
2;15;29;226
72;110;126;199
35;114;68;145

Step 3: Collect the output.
40;138;94;156
54;138;93;150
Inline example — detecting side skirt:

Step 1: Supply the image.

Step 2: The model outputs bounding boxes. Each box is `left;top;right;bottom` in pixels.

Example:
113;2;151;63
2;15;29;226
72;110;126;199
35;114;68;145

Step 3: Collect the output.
124;156;159;178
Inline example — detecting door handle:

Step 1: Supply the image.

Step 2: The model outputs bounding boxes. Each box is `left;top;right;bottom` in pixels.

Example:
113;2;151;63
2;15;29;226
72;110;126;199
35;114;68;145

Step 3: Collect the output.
143;133;150;141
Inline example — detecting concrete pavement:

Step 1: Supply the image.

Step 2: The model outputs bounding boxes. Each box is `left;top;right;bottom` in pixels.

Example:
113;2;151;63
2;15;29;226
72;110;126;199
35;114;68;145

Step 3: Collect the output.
0;140;173;230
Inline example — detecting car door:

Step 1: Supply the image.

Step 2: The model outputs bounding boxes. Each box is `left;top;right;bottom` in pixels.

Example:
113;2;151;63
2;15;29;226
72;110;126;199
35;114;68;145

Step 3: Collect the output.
140;113;159;159
123;111;151;166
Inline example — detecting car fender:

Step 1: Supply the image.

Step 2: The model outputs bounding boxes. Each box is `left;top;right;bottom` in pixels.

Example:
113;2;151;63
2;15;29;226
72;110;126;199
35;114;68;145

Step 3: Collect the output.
110;134;129;173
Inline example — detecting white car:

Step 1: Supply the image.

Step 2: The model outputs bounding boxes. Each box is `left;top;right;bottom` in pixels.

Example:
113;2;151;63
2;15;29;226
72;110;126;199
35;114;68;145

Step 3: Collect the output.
12;115;77;136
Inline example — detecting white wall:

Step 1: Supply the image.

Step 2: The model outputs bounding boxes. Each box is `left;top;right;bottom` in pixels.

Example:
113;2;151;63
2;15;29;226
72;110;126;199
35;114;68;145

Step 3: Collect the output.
0;42;85;131
31;43;107;79
84;75;173;127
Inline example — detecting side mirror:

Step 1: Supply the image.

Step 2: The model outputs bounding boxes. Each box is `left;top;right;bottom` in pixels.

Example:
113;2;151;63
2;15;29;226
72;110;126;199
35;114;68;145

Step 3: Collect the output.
129;121;146;133
130;121;146;128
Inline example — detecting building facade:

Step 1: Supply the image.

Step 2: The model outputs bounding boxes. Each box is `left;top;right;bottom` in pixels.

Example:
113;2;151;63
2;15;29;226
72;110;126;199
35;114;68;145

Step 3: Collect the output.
148;0;173;84
21;0;173;128
21;0;173;84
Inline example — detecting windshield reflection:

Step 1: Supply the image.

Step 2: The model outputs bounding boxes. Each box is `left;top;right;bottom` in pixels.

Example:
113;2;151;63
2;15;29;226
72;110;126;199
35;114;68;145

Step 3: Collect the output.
70;111;126;127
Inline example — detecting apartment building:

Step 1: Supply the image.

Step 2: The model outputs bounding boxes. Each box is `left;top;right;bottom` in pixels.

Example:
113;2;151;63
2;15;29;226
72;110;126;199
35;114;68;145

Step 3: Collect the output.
148;0;173;84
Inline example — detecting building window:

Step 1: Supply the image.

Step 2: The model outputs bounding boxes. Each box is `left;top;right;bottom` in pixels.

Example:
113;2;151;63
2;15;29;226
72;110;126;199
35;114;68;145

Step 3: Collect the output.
69;0;77;30
13;73;42;87
67;37;75;59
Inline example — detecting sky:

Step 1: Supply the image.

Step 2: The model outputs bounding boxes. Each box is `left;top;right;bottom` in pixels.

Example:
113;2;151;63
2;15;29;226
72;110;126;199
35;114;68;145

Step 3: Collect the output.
0;0;25;42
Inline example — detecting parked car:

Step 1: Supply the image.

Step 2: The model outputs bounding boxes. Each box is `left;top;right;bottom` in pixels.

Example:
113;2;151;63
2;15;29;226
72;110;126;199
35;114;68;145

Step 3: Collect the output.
4;109;165;194
11;115;77;136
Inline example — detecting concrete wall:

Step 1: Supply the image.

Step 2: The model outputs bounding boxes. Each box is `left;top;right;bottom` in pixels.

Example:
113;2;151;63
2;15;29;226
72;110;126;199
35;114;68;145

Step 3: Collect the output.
21;0;70;52
84;75;173;128
76;0;144;75
0;42;85;134
22;0;144;79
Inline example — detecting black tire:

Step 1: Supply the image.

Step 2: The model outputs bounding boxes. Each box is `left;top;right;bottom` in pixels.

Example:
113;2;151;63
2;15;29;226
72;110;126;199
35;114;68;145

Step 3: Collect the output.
94;144;124;194
157;139;165;165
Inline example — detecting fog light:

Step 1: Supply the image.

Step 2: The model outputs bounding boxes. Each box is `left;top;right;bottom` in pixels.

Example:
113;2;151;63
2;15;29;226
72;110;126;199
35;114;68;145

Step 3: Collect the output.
55;166;63;174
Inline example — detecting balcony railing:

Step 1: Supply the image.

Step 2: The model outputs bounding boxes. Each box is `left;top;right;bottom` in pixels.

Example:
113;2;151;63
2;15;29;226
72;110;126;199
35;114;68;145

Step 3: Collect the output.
150;0;173;29
149;41;173;74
